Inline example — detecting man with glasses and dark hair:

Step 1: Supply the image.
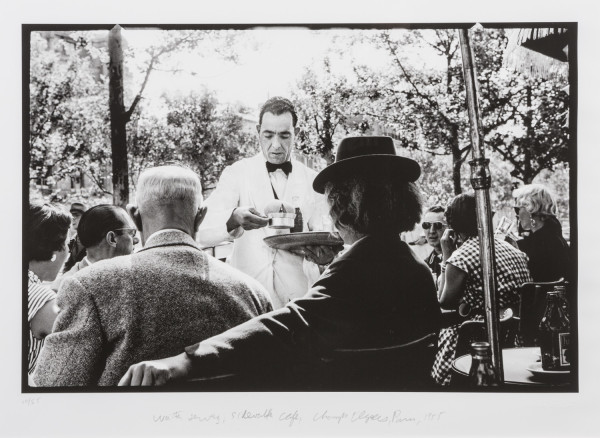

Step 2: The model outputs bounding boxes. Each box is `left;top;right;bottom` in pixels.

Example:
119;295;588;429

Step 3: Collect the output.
52;204;139;291
422;205;447;285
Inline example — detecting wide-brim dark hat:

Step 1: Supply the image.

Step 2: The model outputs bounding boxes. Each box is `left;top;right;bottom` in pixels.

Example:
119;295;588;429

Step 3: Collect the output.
313;136;421;194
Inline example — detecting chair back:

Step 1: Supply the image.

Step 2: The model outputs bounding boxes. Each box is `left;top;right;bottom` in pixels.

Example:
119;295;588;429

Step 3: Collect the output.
313;332;439;391
517;278;567;346
184;333;439;391
455;308;518;358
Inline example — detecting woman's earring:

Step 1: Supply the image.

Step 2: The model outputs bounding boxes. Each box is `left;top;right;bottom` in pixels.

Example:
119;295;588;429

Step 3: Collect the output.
531;218;536;229
50;254;57;262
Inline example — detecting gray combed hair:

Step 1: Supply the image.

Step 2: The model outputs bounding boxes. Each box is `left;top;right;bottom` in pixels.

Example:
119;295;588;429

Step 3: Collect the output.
135;165;203;217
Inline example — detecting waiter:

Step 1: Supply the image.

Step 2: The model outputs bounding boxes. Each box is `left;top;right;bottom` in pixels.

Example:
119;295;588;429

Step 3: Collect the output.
197;97;338;308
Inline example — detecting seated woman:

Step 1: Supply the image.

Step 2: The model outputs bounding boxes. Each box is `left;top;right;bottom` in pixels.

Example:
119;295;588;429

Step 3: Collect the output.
119;136;442;388
513;184;570;282
513;184;570;345
27;202;71;377
431;194;532;386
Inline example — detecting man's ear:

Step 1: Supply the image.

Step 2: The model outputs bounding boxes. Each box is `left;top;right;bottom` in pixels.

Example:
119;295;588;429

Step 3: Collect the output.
256;124;261;135
126;204;142;232
105;231;118;248
294;126;300;136
194;206;208;233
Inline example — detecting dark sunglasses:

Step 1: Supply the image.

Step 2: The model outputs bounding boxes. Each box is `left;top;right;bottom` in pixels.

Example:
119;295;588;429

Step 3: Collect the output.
113;227;137;237
422;221;445;231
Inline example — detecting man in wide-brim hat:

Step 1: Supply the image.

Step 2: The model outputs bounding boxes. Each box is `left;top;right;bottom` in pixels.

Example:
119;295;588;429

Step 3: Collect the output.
120;136;441;390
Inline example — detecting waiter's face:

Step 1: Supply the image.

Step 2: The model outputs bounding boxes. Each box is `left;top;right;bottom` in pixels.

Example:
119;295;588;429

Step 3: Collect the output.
257;111;295;164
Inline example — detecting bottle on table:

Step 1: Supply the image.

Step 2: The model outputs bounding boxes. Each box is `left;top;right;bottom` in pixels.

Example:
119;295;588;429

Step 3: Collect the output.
292;207;303;233
468;342;499;387
539;288;570;371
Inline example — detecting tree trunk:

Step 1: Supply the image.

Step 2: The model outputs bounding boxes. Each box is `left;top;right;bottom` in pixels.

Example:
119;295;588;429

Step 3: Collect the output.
108;25;129;207
522;85;534;183
447;51;463;194
450;124;463;194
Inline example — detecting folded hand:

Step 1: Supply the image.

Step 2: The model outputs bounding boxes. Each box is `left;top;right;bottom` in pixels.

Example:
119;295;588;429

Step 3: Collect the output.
118;353;192;386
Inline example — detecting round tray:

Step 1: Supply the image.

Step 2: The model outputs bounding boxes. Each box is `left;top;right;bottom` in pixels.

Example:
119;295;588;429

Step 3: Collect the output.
263;232;344;250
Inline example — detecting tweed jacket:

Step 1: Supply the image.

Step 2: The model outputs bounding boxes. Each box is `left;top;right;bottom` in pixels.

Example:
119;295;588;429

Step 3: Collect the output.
196;153;330;309
34;230;272;386
52;257;91;291
184;234;442;378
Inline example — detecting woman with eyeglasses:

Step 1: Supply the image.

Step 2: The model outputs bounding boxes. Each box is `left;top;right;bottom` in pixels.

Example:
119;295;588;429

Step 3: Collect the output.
431;194;532;386
513;184;570;283
53;204;139;291
27;202;71;377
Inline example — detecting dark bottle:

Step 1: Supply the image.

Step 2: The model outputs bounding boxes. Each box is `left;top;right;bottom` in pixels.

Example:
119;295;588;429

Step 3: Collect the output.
554;285;569;319
291;207;303;233
539;289;570;371
468;342;499;387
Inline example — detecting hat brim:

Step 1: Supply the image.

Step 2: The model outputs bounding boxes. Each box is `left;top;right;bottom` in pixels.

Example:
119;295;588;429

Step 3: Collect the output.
313;155;421;194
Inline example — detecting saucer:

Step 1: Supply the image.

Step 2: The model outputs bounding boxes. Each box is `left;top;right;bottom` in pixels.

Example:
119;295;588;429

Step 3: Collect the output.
526;362;570;376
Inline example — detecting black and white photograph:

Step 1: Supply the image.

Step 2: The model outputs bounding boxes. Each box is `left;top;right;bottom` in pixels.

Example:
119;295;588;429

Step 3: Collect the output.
2;0;600;436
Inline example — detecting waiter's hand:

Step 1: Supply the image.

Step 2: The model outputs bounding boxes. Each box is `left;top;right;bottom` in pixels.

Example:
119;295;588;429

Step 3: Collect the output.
227;207;269;232
290;244;343;265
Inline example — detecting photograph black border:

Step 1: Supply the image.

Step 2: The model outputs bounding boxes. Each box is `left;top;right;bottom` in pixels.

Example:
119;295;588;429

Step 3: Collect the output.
22;21;579;394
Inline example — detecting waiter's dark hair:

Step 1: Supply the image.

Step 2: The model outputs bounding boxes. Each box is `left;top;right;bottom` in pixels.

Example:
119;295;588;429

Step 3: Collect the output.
325;172;423;235
26;202;71;262
258;97;298;127
78;204;129;248
445;193;478;237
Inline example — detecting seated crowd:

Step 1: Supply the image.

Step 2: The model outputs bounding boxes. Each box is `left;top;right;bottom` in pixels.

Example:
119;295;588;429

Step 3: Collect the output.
27;103;569;389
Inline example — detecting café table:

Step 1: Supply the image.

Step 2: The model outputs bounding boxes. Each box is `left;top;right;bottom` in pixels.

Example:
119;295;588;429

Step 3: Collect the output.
452;347;572;388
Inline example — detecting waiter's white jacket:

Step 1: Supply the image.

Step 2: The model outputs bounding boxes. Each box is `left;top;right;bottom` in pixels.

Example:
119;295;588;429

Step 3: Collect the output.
197;153;329;309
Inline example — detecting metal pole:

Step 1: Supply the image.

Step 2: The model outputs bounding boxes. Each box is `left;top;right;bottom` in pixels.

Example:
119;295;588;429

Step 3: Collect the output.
458;28;504;384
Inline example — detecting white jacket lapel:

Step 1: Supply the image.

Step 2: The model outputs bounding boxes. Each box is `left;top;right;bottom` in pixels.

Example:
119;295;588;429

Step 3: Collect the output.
247;154;275;215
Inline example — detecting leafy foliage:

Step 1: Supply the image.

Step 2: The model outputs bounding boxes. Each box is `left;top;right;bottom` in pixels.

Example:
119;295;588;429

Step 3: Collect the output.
30;32;112;197
292;58;365;164
127;92;256;193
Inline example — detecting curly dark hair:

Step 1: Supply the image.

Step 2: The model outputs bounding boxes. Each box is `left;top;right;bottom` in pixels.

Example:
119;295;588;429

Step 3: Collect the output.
258;96;298;127
325;173;423;235
26;202;72;262
445;193;478;237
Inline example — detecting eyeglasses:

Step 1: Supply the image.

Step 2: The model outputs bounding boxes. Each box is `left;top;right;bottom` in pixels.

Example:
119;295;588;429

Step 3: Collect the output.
422;222;445;231
113;227;137;237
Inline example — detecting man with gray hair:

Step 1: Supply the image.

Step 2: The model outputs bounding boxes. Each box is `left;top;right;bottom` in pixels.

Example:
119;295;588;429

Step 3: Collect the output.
34;165;272;386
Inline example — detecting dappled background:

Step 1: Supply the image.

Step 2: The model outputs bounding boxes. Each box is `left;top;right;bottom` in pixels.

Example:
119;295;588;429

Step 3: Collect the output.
28;26;570;232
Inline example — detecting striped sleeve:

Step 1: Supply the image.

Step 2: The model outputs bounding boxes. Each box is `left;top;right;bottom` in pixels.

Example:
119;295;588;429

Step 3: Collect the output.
28;282;56;322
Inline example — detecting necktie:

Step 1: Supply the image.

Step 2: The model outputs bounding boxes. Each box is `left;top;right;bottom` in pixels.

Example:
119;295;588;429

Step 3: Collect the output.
266;161;292;176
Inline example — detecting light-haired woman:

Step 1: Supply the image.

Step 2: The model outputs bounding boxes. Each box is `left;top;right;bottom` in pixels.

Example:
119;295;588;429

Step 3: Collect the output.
513;184;570;282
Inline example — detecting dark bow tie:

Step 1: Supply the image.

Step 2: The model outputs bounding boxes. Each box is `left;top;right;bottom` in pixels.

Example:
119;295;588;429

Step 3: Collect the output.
266;161;292;176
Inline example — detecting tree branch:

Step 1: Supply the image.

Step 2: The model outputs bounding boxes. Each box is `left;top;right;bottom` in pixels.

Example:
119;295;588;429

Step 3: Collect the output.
382;33;455;128
124;57;155;122
84;168;113;195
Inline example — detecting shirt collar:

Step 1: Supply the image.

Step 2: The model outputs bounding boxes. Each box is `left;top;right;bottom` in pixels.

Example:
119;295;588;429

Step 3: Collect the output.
145;228;182;242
